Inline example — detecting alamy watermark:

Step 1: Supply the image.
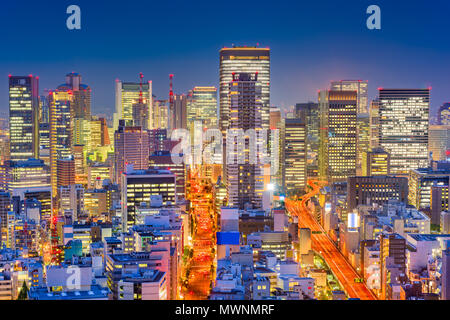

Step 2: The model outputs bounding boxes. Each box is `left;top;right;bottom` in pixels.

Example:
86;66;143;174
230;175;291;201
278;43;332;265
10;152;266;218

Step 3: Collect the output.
366;5;381;30
170;121;280;175
66;5;81;30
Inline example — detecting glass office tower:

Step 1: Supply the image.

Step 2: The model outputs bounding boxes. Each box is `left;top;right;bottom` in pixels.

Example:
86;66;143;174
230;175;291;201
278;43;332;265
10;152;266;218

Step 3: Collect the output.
378;89;430;175
219;46;270;132
9;75;39;161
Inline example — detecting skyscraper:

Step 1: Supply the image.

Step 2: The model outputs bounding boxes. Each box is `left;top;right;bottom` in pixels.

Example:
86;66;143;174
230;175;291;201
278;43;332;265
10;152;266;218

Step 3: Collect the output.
57;72;91;120
226;73;264;210
120;168;176;231
295;102;319;178
49;90;73;196
319;90;357;182
330;80;368;114
438;103;450;125
187;86;218;130
283;118;307;195
219;46;270;132
0;192;11;247
356;113;371;175
369;99;380;148
152;99;169;130
9;75;39;161
57;157;75;189
114;79;152;129
171;94;187;131
428;125;450;161
114;120;150;184
378;89;430;175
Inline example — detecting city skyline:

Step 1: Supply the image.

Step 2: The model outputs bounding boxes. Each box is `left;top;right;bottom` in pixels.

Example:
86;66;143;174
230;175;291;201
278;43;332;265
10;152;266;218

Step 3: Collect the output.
1;0;450;116
2;0;450;304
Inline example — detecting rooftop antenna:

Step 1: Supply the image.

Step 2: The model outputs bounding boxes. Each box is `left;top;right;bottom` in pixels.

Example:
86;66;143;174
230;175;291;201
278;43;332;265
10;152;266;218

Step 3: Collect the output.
139;72;144;104
169;74;174;105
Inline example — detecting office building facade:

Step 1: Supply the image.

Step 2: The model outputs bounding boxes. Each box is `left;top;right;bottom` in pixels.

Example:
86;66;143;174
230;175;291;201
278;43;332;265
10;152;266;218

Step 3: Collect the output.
219;46;270;132
378;89;430;175
9;75;39;161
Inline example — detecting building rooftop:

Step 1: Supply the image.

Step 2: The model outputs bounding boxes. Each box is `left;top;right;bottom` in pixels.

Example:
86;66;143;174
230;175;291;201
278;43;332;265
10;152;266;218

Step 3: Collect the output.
28;285;109;300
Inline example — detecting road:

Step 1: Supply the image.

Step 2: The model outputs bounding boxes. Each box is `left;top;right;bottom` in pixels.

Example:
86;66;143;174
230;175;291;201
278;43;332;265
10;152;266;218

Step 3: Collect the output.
182;171;216;300
286;179;377;300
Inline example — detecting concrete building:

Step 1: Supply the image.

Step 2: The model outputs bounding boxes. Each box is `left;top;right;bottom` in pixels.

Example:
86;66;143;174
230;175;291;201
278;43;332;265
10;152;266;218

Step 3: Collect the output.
121;168;176;231
226;73;264;210
9;75;39;161
319;90;357;182
283;118;307;194
219;46;270;132
378;89;430;175
114;121;150;184
347;176;408;211
362;148;390;176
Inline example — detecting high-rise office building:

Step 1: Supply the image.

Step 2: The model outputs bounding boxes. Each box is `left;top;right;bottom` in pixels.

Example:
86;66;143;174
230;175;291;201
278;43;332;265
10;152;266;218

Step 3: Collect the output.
49;90;73;196
114;121;150;184
132;101;150;131
347;176;408;211
148;129;167;156
362;147;390;176
187;86;218;130
148;151;186;200
171;94;187;131
120;168;176;231
59;184;84;220
57;72;91;120
428;125;450;162
57;157;75;189
226;73;264;210
9;75;39;161
378;89;430;175
72;145;87;185
356;113;371;175
4;158;50;191
438;103;450;125
270;107;283;186
114;79;152;130
295;102;319;178
283;118;307;194
270;107;282;129
330;80;368;114
0;192;11;247
409;165;450;210
369;99;380;149
152;99;169;130
319;90;357;182
219;46;270;132
39;122;50;166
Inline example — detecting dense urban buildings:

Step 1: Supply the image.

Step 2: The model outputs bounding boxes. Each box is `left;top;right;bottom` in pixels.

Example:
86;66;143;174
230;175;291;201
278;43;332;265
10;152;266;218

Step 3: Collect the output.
2;43;450;303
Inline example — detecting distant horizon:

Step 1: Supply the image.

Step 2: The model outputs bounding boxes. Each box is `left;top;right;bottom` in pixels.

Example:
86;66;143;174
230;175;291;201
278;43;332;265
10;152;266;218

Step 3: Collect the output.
1;0;450;118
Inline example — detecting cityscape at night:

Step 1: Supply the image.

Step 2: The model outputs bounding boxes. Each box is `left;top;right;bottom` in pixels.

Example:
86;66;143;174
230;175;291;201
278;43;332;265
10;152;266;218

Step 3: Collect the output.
2;0;450;307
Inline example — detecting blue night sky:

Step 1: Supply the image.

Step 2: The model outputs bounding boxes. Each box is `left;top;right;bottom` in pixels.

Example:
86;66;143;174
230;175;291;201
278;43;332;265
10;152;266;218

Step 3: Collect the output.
1;0;449;116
